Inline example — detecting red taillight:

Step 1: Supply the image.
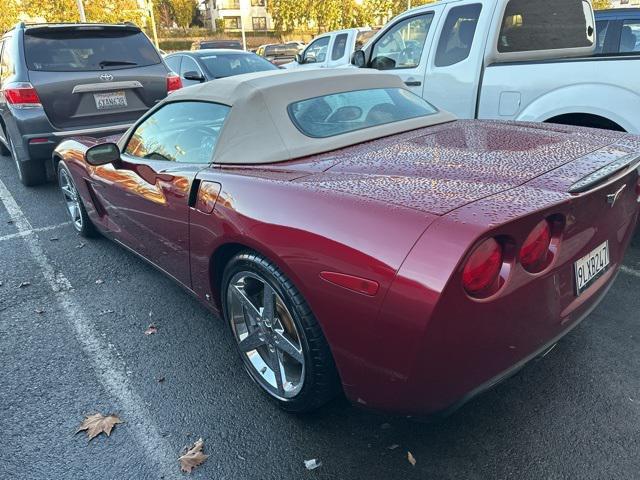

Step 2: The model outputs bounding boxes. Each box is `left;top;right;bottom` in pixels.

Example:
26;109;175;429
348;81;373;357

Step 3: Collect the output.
166;73;182;94
520;219;552;273
462;238;503;297
2;82;41;107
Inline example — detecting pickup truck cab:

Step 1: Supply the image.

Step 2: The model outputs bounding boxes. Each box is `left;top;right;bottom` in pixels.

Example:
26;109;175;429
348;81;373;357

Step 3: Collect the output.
595;8;640;54
353;0;640;134
283;28;374;70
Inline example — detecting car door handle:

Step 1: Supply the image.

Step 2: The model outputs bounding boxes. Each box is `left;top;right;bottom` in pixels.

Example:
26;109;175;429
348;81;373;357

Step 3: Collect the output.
405;80;422;87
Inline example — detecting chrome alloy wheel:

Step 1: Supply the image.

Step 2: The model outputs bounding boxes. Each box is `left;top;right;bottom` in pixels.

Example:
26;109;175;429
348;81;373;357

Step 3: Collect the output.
227;272;305;400
58;167;83;231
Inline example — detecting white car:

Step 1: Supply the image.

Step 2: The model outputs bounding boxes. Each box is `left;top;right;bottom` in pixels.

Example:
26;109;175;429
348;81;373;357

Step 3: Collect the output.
282;28;375;70
354;0;640;134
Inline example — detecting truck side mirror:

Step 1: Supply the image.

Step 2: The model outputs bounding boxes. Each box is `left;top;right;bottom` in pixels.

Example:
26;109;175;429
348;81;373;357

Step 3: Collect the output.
351;49;366;68
295;53;303;64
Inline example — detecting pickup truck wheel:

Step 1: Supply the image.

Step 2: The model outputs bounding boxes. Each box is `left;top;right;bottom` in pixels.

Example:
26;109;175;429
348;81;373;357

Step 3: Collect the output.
9;137;46;186
222;251;340;413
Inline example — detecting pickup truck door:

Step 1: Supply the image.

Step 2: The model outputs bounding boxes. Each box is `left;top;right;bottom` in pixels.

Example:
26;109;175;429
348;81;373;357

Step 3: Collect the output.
298;35;332;69
327;32;350;68
424;2;488;119
366;6;443;96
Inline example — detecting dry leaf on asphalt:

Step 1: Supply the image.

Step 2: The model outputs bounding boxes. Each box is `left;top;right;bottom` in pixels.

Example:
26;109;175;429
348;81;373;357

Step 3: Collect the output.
76;413;123;441
407;451;416;467
179;438;209;473
95;279;104;284
18;281;30;288
304;459;322;470
34;308;45;314
144;323;158;335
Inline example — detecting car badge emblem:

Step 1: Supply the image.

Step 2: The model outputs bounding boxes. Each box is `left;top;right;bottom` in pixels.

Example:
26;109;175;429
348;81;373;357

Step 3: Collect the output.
99;74;114;82
606;184;626;207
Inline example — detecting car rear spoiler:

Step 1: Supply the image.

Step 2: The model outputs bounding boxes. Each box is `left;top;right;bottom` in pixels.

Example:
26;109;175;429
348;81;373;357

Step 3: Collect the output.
24;24;141;35
568;153;640;194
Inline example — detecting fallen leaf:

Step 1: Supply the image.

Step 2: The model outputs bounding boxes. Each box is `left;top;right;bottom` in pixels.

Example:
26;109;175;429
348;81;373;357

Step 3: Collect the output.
387;444;400;450
144;324;158;335
50;237;59;242
95;279;104;285
98;309;114;316
407;451;416;467
6;220;14;224
76;413;123;441
179;438;209;473
75;242;86;249
34;308;45;314
18;281;31;288
304;459;322;470
157;376;165;383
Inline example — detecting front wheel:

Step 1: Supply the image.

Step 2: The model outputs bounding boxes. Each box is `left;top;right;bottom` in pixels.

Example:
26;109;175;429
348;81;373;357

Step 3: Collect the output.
222;252;340;413
57;162;97;237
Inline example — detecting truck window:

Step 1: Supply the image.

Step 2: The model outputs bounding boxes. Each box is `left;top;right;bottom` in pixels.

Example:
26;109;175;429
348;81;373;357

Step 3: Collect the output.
595;21;609;54
620;21;640;53
435;4;482;67
370;14;434;70
332;34;349;60
303;36;330;63
498;0;594;53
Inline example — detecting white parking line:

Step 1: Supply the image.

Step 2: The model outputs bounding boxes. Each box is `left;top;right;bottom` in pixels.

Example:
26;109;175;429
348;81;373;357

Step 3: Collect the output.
0;222;72;242
0;178;179;479
621;265;640;279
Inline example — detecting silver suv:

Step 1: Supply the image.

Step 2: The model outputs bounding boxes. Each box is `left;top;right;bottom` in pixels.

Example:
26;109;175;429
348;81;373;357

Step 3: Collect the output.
0;22;181;185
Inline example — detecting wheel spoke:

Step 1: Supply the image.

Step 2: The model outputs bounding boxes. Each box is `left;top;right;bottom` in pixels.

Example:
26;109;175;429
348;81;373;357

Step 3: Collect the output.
237;329;266;352
262;284;275;321
263;348;285;396
229;284;261;324
274;330;303;364
61;185;76;200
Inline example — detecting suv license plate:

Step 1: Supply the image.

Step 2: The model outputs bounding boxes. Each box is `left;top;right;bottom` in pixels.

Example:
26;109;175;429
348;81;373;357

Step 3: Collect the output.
574;241;610;295
94;91;127;110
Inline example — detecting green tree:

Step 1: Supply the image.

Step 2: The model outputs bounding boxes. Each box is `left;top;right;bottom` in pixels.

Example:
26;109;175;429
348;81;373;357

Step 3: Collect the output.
592;0;611;10
170;0;196;28
154;0;175;28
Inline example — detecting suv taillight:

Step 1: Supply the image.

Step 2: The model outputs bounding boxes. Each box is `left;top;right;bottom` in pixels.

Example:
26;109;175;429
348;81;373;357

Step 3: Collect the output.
2;82;42;108
462;238;504;298
167;73;182;94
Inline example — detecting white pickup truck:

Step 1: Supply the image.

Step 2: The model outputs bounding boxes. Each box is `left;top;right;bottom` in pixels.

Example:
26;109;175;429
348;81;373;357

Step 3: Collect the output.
283;28;375;70
352;0;640;133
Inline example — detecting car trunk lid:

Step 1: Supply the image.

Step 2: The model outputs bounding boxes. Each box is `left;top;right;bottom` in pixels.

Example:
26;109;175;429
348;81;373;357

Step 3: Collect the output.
24;25;167;130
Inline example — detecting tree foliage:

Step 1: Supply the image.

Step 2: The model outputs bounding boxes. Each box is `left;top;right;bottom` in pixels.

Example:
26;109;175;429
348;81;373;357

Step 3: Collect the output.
592;0;611;10
170;0;197;29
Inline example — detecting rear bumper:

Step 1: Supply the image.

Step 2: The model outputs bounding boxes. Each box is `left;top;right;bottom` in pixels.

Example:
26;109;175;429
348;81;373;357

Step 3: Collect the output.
4;106;130;163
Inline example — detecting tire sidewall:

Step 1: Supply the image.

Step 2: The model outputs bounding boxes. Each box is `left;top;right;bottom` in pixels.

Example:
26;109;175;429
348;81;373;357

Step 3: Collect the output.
221;253;324;411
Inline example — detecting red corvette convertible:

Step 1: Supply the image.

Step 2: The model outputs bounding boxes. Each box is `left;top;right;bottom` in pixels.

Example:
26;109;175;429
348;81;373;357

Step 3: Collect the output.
53;69;640;416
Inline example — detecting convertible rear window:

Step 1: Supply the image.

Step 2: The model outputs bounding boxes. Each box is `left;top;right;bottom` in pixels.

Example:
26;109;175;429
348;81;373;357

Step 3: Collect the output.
288;88;438;138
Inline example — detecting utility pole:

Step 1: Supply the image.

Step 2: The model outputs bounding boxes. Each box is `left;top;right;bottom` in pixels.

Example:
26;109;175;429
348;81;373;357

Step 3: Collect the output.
76;0;87;22
240;16;247;51
147;0;160;49
210;0;216;31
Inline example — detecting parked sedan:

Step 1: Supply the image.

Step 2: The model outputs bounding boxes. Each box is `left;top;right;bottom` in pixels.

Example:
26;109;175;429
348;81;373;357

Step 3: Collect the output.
52;69;640;417
164;49;278;87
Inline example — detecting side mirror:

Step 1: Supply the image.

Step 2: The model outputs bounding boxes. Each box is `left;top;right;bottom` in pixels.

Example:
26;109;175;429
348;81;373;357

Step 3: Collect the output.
351;49;366;68
183;71;205;82
295;53;303;64
85;142;120;166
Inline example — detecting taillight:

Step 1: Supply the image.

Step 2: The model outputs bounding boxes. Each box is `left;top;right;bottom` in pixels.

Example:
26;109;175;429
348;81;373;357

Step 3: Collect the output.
520;219;552;273
462;238;504;297
2;82;42;108
166;73;182;94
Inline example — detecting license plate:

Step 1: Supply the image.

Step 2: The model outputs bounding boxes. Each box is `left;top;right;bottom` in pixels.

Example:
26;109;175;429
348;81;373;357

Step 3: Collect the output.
94;91;127;110
574;241;610;295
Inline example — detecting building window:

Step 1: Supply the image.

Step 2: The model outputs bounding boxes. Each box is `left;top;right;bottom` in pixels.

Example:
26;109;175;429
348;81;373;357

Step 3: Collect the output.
252;17;267;30
251;0;266;6
221;0;240;9
224;16;241;29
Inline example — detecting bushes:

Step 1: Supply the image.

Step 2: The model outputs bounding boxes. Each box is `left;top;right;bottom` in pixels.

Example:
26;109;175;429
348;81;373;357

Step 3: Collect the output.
159;39;193;51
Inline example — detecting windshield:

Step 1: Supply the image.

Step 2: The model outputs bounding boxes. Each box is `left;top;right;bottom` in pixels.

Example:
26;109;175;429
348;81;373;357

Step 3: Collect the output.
288;88;438;138
24;30;161;72
199;53;278;78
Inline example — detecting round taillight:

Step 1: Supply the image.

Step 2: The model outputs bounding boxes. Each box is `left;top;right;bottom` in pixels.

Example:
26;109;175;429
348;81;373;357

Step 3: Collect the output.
462;238;503;297
520;219;552;273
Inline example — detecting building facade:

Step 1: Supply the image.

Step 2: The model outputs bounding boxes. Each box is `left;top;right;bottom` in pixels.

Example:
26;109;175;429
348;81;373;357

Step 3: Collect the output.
611;0;640;7
207;0;274;32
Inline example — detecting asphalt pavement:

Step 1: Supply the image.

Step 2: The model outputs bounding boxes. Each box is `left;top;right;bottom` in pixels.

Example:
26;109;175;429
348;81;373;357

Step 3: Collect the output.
1;152;639;480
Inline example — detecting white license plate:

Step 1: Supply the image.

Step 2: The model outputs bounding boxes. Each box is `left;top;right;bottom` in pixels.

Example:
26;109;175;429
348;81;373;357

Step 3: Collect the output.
574;241;610;295
94;91;127;110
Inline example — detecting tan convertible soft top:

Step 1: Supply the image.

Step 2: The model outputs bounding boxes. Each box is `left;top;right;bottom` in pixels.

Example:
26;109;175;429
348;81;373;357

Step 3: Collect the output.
167;69;456;164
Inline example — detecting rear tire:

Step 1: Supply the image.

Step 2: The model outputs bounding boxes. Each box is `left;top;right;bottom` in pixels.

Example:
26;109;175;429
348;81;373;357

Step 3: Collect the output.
222;251;340;413
9;136;46;186
57;162;98;238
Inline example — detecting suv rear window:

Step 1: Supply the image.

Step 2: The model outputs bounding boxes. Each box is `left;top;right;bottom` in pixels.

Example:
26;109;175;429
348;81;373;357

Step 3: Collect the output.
24;29;161;72
288;88;438;138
